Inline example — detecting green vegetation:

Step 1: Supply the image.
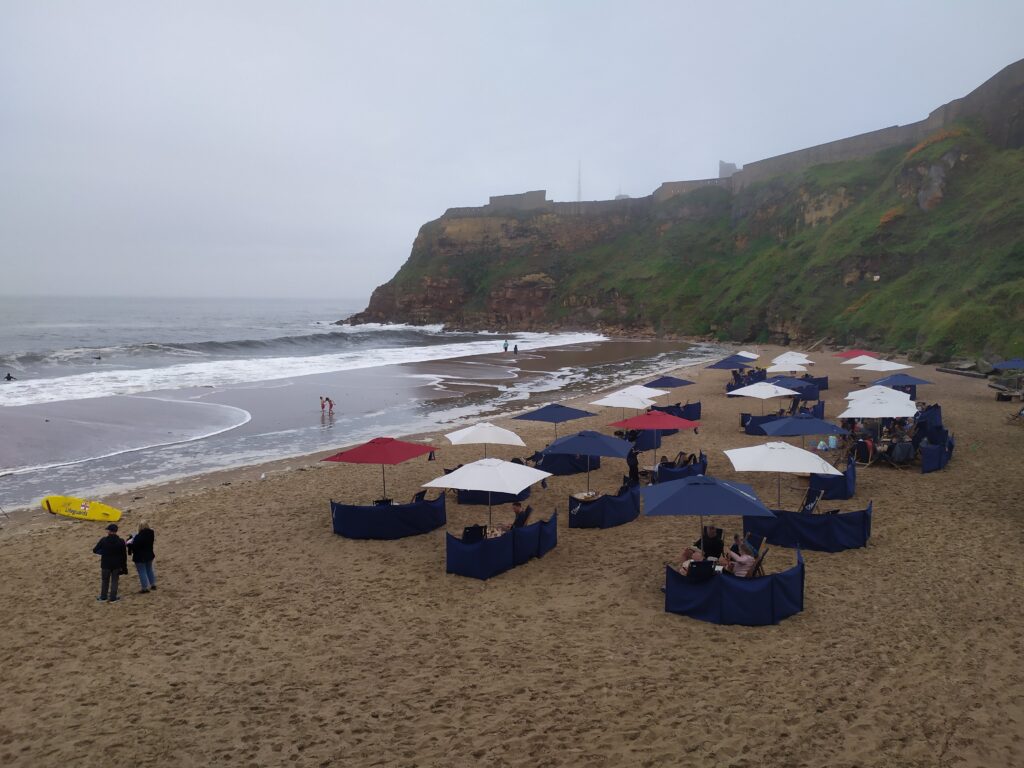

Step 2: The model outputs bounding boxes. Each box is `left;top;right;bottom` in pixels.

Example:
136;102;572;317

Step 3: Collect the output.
376;125;1024;360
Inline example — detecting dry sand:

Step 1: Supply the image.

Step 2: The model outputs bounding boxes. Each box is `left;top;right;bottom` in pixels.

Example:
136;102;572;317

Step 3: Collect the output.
1;345;1021;767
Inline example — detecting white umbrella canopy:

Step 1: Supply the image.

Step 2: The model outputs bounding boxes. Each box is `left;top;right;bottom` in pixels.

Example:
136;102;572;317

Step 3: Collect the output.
766;362;808;373
838;398;919;419
725;441;842;505
845;385;912;401
444;422;526;456
854;359;913;372
728;382;801;399
615;384;669;399
424;458;552;525
591;392;654;410
737;350;760;359
841;354;881;366
772;351;811;364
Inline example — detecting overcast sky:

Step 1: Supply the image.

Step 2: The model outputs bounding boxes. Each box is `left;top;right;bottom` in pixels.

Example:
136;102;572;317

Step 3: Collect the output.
2;1;1022;301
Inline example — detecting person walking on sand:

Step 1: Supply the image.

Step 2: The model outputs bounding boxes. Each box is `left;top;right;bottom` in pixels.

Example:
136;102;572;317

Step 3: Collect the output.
127;521;156;593
513;344;518;355
93;524;128;603
320;396;326;414
503;339;508;354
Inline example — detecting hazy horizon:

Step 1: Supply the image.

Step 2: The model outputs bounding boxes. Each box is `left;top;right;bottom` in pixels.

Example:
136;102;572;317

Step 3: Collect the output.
2;1;1022;301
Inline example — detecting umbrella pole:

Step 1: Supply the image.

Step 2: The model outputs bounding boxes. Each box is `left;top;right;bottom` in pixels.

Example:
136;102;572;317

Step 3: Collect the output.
777;473;781;508
700;513;705;554
381;464;387;500
488;491;492;528
586;456;591;492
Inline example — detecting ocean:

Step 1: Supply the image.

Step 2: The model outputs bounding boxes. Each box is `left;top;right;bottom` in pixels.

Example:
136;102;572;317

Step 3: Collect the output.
0;296;720;510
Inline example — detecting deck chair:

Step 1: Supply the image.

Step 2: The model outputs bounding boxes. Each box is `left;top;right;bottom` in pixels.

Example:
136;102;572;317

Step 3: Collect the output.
799;489;825;514
511;505;533;528
749;547;769;578
461;524;486;543
876;440;915;469
410;490;427;503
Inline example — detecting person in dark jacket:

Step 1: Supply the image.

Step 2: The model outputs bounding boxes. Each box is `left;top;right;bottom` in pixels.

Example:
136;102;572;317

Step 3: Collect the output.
127;521;156;593
93;524;128;602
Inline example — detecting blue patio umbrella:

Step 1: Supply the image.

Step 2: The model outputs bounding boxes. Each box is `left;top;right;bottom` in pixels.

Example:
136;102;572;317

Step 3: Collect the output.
543;430;632;491
646;375;695;388
512;403;595;439
872;373;933;387
708;355;755;370
992;358;1024;370
642;474;775;550
766;376;815;390
759;414;849;448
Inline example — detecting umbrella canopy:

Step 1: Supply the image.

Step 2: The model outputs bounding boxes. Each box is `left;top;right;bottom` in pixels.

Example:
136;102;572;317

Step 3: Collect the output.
841;354;881;366
423;458;551;525
845;385;912;401
725;442;842;476
512;403;595;439
872;373;933;387
590;392;654;410
759;415;849;438
766;362;808;373
322;437;435;465
322;437;436;500
727;382;800;399
544;429;633;491
616;384;669;399
645;375;695;388
855;359;913;372
736;351;760;360
767;376;815;390
772;351;811;364
609;412;700;431
642;475;775;518
544;430;633;459
991;358;1024;370
444;422;525;457
708;355;755;370
834;349;879;359
838;398;919;419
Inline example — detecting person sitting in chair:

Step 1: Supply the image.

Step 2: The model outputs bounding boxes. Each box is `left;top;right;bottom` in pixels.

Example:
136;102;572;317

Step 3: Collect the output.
730;533;759;557
694;526;724;558
724;541;757;577
510;502;532;528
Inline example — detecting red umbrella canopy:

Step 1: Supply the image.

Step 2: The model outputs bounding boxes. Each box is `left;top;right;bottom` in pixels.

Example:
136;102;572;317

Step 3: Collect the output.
609;412;700;431
834;349;880;359
322;437;435;465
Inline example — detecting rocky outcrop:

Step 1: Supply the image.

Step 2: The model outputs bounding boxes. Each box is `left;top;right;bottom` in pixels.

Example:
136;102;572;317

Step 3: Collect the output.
896;149;963;210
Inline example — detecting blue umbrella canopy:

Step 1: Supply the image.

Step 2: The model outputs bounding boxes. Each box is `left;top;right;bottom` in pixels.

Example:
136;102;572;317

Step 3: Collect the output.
992;358;1024;370
766;375;815;390
872;373;933;387
642;475;775;518
543;430;632;459
759;414;849;438
646;375;695;388
708;355;755;370
512;402;595;439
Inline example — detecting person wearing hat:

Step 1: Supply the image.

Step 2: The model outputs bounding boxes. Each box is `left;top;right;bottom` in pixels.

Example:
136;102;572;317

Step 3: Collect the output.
92;523;128;602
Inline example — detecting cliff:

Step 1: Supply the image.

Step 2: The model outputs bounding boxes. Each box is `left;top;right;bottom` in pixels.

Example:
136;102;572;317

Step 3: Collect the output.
349;59;1024;360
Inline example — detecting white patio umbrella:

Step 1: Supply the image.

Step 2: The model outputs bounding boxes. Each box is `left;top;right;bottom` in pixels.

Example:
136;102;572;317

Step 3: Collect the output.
728;381;801;414
838;398;918;419
615;384;669;400
724;441;842;506
423;457;551;526
841;355;880;366
766;362;808;373
737;350;760;360
845;385;912;401
590;392;655;421
444;422;526;457
772;351;811;364
854;359;913;372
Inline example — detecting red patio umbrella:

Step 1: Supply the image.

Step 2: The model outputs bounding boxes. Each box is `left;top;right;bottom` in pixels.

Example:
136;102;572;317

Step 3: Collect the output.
322;437;436;501
833;349;880;359
609;412;701;472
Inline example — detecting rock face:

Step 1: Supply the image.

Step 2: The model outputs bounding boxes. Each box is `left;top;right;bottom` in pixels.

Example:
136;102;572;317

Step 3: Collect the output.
896;149;962;210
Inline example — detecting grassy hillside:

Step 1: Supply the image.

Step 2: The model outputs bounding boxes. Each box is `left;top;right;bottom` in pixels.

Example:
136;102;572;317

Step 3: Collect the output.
362;125;1024;361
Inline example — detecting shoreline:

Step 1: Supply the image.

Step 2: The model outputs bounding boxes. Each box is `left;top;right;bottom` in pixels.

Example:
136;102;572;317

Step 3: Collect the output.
0;336;717;532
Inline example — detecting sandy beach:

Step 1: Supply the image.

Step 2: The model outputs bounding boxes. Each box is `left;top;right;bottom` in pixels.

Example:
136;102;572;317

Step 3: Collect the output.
1;345;1022;767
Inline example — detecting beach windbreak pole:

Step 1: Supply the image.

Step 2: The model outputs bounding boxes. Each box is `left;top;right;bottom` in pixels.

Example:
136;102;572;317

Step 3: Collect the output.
321;437;436;501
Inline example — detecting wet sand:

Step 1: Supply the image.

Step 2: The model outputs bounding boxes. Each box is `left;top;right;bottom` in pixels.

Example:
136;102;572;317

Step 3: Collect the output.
0;345;1021;767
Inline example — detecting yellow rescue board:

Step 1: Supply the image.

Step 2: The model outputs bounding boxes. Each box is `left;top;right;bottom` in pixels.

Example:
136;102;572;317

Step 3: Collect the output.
41;495;122;523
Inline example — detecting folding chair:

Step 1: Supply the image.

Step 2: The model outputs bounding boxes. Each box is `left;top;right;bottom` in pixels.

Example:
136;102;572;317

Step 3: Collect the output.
749;547;769;578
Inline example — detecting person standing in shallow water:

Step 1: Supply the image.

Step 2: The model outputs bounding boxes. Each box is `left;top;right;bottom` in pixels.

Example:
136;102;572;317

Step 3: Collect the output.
503;339;508;353
326;397;335;415
93;524;127;602
127;522;156;593
320;396;326;414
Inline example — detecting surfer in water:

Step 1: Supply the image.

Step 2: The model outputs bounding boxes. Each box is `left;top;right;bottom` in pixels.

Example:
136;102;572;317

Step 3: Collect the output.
3;372;14;381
